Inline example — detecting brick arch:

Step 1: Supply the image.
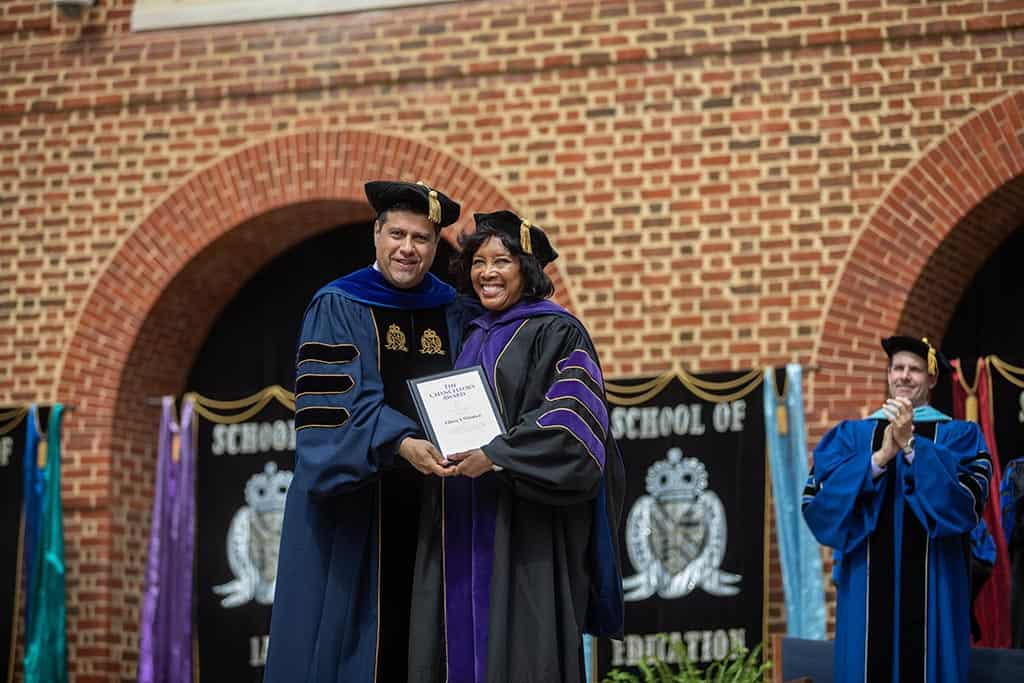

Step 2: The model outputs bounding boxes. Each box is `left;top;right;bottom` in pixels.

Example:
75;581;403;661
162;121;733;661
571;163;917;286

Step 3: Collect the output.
811;92;1024;430
52;130;541;679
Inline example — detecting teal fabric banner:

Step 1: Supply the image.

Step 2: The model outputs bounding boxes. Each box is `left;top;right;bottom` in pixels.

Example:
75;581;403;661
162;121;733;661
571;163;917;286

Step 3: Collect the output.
763;366;826;639
21;406;43;634
24;404;67;683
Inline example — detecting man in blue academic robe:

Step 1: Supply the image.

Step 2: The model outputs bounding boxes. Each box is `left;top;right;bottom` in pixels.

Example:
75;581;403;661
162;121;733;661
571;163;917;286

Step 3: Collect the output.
803;336;991;683
265;181;475;682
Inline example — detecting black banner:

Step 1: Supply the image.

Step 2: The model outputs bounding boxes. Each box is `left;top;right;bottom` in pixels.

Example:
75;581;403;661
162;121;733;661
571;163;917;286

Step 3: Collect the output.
598;371;766;677
988;358;1024;472
0;407;28;683
193;389;295;683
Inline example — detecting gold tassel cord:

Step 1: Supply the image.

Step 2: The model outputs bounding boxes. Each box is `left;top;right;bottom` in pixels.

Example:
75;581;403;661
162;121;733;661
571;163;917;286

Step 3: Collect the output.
965;395;979;423
952;358;982;424
922;337;937;375
519;220;533;254
417;181;441;224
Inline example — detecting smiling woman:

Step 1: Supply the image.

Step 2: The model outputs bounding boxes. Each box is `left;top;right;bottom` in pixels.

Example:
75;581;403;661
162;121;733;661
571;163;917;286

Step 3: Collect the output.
408;210;625;683
455;210;557;312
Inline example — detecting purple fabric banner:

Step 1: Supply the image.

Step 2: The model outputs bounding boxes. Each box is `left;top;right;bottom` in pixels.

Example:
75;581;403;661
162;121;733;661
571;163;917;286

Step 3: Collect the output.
138;397;196;683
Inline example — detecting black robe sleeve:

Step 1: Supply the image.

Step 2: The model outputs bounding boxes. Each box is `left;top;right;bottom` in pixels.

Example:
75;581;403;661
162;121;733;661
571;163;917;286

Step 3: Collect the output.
483;317;609;505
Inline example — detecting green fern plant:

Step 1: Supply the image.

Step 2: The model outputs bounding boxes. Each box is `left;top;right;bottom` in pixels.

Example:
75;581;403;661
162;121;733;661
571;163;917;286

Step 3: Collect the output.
600;638;769;683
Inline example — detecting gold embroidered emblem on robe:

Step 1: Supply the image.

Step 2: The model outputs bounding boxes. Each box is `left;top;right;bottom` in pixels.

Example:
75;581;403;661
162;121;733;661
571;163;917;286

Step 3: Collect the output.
385;324;408;352
419;329;444;355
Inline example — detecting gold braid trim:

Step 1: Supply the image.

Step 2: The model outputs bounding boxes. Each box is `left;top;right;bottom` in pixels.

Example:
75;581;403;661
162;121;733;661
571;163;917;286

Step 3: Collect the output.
604;375;670;394
988;355;1024;389
0;407;28;436
605;368;764;406
605;374;675;406
188;385;296;424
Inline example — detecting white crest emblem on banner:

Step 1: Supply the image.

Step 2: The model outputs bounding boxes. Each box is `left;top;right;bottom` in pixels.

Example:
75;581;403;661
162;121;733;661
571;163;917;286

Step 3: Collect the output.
622;448;741;601
213;461;292;608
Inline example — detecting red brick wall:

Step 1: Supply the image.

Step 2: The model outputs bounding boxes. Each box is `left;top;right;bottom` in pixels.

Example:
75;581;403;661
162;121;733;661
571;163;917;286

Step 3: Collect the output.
2;0;1024;679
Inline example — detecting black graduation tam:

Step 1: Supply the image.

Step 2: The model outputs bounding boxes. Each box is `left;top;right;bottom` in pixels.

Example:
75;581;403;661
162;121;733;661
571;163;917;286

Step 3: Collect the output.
880;335;952;376
473;210;559;266
364;180;460;228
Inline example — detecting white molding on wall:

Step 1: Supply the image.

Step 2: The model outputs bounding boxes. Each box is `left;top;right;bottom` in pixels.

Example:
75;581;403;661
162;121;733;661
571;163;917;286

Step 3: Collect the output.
131;0;445;31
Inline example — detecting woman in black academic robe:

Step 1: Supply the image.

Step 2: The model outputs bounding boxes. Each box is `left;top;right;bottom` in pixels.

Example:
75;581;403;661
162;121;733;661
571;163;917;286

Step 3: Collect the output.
408;211;625;683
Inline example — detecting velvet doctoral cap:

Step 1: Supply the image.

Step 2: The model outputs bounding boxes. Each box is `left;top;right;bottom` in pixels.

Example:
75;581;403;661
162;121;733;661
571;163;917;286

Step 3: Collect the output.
364;180;461;228
881;335;952;376
472;210;559;266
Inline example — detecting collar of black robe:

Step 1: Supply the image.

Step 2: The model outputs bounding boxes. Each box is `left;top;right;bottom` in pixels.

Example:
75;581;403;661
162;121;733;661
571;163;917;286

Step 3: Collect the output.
468;297;572;332
327;266;455;310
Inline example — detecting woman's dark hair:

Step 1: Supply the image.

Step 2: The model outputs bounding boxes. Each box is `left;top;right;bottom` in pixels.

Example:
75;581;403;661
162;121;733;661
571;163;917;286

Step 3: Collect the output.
453;225;555;300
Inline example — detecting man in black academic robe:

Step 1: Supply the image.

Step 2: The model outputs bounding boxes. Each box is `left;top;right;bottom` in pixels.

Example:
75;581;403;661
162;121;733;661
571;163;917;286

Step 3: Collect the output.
265;181;472;683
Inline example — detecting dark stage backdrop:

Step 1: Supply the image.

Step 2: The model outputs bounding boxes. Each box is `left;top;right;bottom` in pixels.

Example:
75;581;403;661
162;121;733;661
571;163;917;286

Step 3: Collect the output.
0;407;28;683
192;389;294;682
942;227;1024;363
599;371;767;677
937;227;1024;422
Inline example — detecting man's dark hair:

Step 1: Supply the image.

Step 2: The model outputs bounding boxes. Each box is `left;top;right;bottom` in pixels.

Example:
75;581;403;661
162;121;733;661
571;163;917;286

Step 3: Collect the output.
453;225;555;300
375;203;436;233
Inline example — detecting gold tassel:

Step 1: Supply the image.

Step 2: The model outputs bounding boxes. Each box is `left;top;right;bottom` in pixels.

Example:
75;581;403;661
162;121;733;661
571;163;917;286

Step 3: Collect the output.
417;181;442;224
965;394;979;423
922;337;937;375
37;440;47;469
776;404;788;436
171;432;181;464
520;220;533;254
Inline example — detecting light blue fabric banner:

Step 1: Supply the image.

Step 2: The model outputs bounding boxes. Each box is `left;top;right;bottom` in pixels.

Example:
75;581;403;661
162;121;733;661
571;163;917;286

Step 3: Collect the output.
764;365;826;639
583;634;593;682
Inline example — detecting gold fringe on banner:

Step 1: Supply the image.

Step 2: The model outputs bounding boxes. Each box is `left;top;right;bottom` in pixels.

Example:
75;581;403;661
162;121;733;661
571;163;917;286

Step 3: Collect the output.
187;385;295;424
605;367;764;406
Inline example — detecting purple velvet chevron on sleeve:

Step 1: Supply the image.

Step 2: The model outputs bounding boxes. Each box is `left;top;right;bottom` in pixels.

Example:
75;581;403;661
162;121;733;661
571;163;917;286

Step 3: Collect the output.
539;348;609;469
556;349;604;386
544;379;609;433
